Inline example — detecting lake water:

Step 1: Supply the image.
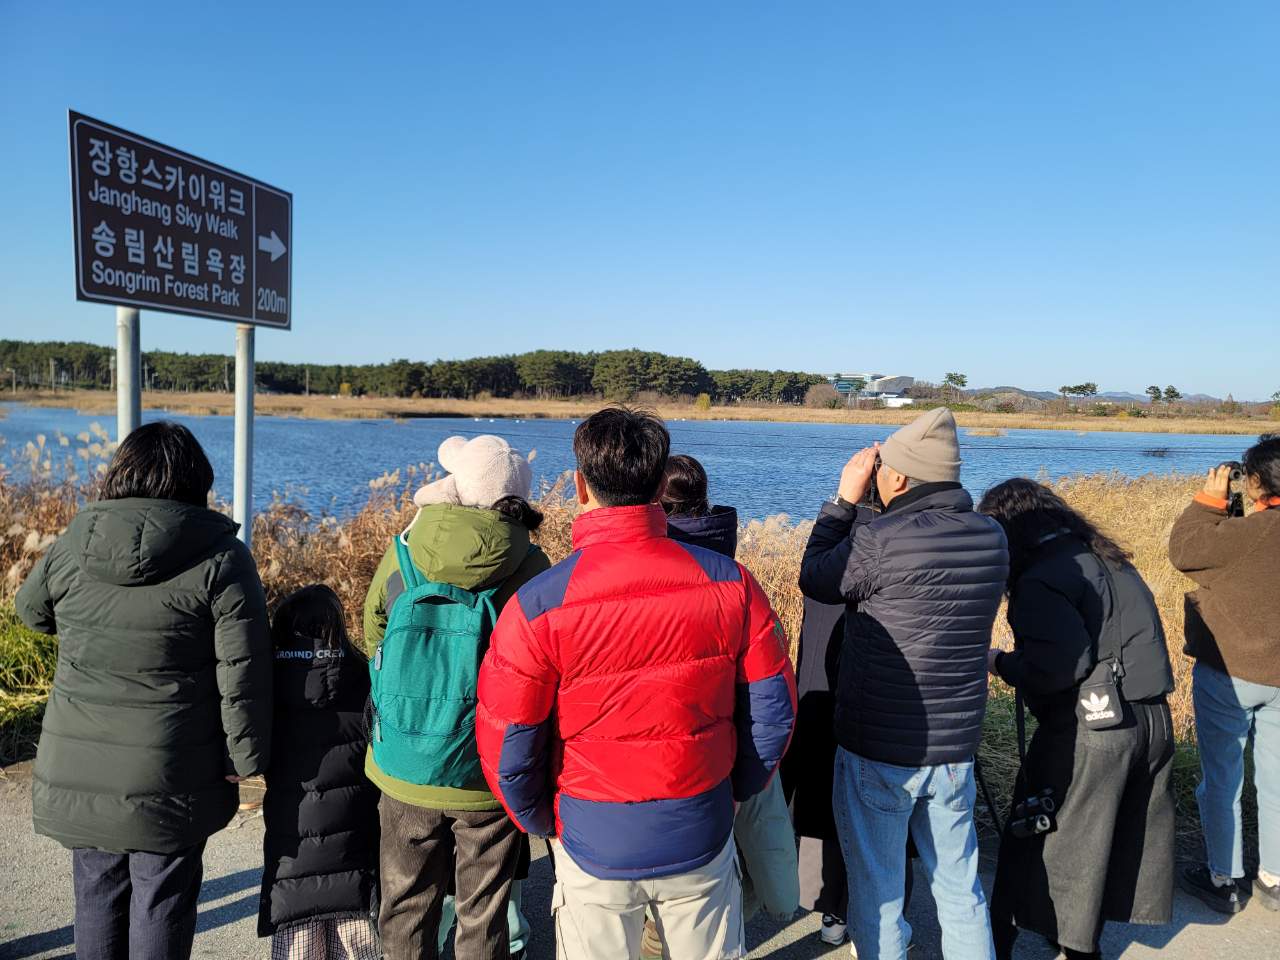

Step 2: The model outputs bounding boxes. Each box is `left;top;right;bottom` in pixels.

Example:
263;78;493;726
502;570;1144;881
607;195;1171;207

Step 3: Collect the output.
1;402;1252;521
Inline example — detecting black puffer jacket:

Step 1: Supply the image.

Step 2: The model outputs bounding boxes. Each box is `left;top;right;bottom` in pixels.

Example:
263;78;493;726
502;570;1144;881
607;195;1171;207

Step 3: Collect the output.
800;484;1009;766
780;596;846;838
996;534;1175;718
667;505;739;558
16;498;271;853
258;631;379;935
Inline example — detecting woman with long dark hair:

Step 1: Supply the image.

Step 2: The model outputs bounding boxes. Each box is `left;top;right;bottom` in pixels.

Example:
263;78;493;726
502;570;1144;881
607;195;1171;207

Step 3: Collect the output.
16;421;272;960
979;478;1175;960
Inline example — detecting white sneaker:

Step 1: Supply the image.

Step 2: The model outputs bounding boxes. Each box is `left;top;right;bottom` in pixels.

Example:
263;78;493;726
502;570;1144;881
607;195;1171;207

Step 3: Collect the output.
820;914;848;945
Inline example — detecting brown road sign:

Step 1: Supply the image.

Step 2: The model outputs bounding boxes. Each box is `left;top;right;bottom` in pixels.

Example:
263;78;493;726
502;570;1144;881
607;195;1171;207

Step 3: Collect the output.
69;110;292;329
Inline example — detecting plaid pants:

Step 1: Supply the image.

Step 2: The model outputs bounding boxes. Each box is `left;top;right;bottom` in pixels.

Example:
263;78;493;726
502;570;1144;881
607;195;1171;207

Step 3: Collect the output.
271;917;381;960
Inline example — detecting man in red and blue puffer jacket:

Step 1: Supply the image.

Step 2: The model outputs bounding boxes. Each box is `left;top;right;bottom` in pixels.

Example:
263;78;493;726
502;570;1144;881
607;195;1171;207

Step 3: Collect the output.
477;407;797;960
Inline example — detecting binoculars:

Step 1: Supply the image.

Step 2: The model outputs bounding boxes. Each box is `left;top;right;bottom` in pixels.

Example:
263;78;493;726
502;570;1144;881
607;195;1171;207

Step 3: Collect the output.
1219;460;1246;518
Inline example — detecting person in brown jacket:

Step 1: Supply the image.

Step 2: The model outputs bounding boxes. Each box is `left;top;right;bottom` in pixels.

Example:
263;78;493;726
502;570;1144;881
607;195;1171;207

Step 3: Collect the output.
1169;435;1280;916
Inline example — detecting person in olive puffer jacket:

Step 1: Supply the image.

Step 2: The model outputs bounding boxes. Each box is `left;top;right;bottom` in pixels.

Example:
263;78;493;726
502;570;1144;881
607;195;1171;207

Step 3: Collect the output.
16;422;272;960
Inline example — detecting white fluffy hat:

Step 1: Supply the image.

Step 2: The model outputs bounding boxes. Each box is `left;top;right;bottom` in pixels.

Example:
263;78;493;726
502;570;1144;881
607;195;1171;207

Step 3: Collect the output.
413;435;534;509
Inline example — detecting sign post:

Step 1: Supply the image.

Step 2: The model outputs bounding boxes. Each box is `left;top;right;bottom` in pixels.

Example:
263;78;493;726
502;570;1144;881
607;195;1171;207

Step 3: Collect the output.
69;110;292;543
234;325;255;548
115;307;141;439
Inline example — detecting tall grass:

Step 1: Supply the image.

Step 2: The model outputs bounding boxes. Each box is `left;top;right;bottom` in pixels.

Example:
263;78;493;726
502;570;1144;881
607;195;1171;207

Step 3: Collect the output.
0;453;1239;849
0;607;57;763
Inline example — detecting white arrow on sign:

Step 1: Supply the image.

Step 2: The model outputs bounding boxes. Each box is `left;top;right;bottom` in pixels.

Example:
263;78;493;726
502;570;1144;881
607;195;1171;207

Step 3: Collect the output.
258;230;287;262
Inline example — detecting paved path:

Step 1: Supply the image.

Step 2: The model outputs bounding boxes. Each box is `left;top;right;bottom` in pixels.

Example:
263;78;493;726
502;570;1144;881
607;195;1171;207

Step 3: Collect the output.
1;761;1276;959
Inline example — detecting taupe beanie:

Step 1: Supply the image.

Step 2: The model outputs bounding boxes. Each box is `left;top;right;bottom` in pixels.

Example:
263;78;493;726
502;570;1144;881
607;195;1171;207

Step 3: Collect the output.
880;408;961;483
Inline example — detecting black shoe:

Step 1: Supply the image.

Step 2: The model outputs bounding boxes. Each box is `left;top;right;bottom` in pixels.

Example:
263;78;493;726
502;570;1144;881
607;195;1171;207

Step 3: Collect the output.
1256;875;1280;912
1179;865;1250;914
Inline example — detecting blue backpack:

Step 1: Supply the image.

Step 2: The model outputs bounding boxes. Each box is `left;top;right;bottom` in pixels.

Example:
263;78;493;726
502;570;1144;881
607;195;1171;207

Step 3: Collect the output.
369;537;500;787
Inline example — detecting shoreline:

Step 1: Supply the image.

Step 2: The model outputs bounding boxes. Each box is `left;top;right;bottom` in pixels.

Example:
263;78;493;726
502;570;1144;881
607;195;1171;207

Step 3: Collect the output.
4;389;1276;436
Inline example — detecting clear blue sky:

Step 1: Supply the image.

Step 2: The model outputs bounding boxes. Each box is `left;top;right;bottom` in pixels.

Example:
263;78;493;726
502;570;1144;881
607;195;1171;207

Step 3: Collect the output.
2;1;1277;398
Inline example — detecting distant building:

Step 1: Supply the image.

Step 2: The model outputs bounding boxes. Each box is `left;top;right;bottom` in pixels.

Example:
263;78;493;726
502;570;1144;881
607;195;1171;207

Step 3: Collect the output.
828;373;915;407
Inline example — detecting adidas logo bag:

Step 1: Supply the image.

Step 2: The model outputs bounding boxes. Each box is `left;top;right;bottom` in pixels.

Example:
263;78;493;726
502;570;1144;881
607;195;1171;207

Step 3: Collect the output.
1076;557;1127;731
369;536;500;787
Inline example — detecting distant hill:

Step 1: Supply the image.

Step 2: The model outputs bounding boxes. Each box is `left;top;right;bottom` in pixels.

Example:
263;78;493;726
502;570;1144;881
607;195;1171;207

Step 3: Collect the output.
974;385;1059;403
1097;391;1146;402
973;386;1234;405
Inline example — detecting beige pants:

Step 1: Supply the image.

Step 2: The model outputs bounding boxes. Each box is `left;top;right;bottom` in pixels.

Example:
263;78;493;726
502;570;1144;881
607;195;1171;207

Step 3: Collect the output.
551;836;745;960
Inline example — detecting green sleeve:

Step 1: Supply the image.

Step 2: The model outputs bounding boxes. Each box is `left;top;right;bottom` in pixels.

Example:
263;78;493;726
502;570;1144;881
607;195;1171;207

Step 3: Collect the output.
362;544;397;654
211;543;272;778
15;546;58;635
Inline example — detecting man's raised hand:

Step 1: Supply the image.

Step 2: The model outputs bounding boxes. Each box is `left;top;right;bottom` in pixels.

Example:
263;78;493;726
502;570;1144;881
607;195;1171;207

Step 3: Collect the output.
838;443;880;505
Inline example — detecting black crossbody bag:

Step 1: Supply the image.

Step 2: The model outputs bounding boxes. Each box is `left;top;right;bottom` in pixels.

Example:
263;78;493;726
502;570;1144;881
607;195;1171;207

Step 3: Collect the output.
1076;556;1127;730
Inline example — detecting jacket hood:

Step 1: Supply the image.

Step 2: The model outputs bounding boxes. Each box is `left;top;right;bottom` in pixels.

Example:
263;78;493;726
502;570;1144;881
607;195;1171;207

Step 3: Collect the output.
67;498;240;586
666;505;739;559
401;503;531;591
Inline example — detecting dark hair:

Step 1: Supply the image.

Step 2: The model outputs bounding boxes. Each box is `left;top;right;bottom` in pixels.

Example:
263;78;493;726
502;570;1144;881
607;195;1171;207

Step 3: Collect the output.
573;406;670;507
272;584;348;651
98;421;214;507
492;495;544;531
660;454;710;518
978;478;1131;585
1243;435;1280;499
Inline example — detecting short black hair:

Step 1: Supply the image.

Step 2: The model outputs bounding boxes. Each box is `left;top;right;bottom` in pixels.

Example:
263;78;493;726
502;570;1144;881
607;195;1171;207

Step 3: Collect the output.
1244;435;1280;499
660;454;709;518
573;406;670;507
98;421;214;507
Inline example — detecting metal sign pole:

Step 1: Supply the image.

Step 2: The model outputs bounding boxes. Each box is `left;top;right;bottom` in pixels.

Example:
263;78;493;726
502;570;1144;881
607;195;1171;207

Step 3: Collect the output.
115;307;141;441
233;324;255;547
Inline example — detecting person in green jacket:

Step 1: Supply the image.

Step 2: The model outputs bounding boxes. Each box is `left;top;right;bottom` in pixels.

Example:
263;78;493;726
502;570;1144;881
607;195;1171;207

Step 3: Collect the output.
364;434;549;960
15;421;272;960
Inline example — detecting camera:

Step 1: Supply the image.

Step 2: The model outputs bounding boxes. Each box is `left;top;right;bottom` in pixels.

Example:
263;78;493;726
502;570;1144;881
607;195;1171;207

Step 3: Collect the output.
1009;788;1057;839
1218;460;1245;518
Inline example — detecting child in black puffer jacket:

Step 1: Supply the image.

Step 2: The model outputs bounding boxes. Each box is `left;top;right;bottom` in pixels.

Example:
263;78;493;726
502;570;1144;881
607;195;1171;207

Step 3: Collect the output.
258;586;381;960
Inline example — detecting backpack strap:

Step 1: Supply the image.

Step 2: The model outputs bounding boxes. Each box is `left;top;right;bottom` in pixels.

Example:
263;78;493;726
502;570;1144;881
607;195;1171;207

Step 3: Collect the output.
1094;556;1127;683
394;535;425;593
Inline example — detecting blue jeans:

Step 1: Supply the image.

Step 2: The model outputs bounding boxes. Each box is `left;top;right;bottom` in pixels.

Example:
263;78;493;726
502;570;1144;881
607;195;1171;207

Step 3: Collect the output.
1192;662;1280;879
833;748;994;960
438;881;529;955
